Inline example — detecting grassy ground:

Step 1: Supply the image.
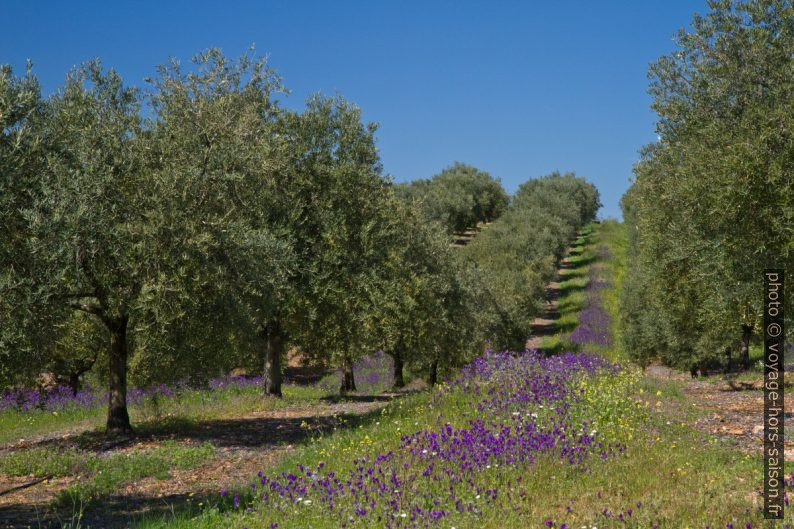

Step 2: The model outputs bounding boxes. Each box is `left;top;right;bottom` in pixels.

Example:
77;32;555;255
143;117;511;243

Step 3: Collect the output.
0;381;340;521
1;440;216;506
124;221;792;529
2;221;787;528
0;383;328;446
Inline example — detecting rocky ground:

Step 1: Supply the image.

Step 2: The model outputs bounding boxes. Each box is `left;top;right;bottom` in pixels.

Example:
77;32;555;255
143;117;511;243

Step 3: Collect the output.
645;364;793;457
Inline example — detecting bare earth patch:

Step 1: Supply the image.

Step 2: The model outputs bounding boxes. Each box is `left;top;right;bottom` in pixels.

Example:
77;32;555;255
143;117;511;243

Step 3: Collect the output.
644;364;793;457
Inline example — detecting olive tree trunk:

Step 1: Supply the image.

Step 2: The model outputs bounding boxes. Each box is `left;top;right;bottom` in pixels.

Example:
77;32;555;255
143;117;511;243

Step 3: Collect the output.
263;323;284;397
106;316;132;435
340;358;356;394
724;347;733;374
740;324;753;370
428;359;438;387
68;373;81;396
392;351;405;389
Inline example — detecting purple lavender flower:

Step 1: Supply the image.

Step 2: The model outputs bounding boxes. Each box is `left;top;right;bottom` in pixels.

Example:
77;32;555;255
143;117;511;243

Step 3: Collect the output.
218;349;621;527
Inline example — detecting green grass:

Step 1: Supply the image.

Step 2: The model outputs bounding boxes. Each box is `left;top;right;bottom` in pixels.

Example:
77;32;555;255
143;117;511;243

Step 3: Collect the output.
553;274;588;333
59;441;216;505
536;226;595;352
0;446;86;477
0;406;105;445
131;391;442;528
7;222;788;528
134;222;789;528
637;376;685;401
0;381;330;510
131;351;791;528
0;440;216;506
597;220;629;363
0;382;329;445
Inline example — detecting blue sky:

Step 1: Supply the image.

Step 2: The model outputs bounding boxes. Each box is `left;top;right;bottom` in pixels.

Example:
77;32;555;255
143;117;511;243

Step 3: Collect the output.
2;1;706;219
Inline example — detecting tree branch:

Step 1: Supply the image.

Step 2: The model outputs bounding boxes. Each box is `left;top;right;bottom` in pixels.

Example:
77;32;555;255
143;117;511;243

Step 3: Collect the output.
68;301;106;319
55;292;97;300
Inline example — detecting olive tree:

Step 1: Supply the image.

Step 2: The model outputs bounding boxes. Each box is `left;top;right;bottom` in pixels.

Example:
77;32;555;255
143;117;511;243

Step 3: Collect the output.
0;52;292;432
396;162;508;233
140;49;293;393
0;63;48;387
370;197;482;387
461;172;600;350
276;96;392;393
621;0;794;371
0;63;154;433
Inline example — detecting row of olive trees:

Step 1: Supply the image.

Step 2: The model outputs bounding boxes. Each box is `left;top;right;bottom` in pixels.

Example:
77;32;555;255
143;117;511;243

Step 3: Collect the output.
620;0;793;373
458;172;601;351
395;162;509;233
391;168;600;354
1;49;602;435
0;50;478;433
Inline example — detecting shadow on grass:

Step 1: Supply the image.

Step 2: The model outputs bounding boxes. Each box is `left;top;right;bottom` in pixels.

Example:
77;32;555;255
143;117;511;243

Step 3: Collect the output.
551;317;580;335
0;394;403;528
79;397;397;452
564;253;596;268
557;293;584;312
126;395;412;529
557;279;587;295
321;394;395;404
283;365;330;385
540;339;581;356
573;233;593;247
0;489;208;529
558;268;588;282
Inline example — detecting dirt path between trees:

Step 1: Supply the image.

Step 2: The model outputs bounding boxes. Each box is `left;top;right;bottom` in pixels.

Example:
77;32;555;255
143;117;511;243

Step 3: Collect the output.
0;397;394;529
525;257;575;351
644;365;794;458
523;229;793;466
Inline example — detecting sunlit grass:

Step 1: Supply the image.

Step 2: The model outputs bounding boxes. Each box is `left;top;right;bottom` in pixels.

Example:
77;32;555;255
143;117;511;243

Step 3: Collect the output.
7;222;789;529
0;382;329;445
133;352;791;529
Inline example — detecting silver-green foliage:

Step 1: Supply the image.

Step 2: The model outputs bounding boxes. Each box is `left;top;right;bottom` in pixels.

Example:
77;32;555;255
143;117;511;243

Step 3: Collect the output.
396;162;509;233
621;0;794;370
462;171;601;350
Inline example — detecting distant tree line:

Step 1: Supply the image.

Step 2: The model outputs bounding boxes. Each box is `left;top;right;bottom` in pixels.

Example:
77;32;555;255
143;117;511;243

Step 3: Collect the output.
395;162;509;233
460;172;601;351
620;0;794;373
0;49;600;434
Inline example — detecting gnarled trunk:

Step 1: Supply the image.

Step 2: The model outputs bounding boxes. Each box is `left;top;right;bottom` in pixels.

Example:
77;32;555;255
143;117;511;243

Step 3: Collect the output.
392;351;405;389
263;323;284;397
340;358;356;394
67;354;98;396
428;359;438;387
68;373;81;396
740;324;752;370
723;347;733;374
106;316;132;435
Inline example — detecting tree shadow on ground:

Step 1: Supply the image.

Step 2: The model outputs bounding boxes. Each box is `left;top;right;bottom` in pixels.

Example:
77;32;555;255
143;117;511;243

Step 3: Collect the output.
283;365;329;385
0;490;208;529
558;267;588;281
562;253;595;268
0;396;398;528
321;394;394;404
552;318;580;335
558;282;586;296
29;397;396;454
539;339;581;357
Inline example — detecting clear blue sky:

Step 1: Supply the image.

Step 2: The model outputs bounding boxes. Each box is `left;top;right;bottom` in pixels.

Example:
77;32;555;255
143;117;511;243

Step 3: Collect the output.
2;1;707;219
